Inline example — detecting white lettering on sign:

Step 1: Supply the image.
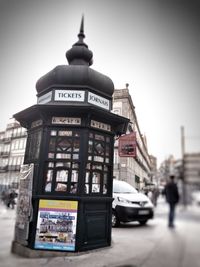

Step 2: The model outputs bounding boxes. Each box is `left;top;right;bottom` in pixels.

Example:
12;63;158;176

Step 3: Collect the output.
54;90;85;102
88;92;110;110
37;91;52;104
91;120;111;131
52;117;81;125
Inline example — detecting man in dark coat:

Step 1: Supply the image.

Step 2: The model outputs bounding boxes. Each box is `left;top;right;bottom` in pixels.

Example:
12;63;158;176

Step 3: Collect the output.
164;175;179;228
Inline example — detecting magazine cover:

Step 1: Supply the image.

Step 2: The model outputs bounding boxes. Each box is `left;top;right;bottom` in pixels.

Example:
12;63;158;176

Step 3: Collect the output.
34;199;78;251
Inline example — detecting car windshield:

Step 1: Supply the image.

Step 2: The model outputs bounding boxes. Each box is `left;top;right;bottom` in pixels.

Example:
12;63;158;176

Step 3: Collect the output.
113;180;138;193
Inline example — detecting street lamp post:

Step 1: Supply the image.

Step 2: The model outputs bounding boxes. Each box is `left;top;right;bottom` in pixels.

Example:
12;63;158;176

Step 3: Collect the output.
181;126;187;207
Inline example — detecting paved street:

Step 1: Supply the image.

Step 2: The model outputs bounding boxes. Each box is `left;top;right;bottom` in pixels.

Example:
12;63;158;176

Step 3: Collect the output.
0;197;200;267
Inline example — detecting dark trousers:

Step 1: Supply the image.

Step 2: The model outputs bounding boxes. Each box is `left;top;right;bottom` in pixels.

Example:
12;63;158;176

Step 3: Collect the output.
168;203;176;227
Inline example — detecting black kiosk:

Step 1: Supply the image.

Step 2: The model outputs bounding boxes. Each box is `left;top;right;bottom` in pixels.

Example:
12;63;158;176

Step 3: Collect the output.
12;18;129;255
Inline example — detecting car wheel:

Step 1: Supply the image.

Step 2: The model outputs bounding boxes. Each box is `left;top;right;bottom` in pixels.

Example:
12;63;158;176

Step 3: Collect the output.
112;210;120;227
139;220;148;225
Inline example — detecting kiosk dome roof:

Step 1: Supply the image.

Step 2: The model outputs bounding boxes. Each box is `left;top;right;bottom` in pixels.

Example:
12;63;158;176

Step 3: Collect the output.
36;17;114;97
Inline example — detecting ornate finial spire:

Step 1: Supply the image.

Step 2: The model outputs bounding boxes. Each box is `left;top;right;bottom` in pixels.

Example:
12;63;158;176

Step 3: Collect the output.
80;15;84;35
77;15;86;45
66;16;93;66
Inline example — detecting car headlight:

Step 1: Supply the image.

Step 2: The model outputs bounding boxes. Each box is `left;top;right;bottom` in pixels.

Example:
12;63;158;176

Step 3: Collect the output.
117;197;132;204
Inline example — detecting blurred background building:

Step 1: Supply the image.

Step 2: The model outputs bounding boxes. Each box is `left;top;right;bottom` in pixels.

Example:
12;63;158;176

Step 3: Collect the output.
0;118;27;191
158;153;200;204
112;85;153;190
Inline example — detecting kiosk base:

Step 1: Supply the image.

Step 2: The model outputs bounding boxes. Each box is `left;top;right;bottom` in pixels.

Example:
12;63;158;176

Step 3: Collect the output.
11;240;110;258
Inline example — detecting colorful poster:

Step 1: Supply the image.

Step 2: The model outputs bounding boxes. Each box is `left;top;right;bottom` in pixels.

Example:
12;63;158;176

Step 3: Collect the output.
34;199;78;251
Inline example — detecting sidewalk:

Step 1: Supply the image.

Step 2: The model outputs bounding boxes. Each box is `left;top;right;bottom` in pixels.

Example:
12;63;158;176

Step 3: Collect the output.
0;200;200;267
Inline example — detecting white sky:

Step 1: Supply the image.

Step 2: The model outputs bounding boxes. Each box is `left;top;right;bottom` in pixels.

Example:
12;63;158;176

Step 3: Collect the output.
0;0;200;165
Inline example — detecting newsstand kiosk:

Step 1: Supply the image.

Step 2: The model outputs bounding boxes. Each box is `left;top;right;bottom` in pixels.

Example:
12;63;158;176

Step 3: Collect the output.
12;18;129;256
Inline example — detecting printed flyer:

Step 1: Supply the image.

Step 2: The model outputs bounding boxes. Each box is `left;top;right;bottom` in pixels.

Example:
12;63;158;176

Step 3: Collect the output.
34;199;78;251
14;164;34;245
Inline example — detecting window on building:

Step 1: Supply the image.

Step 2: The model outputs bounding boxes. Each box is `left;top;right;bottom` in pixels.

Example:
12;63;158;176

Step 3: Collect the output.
15;140;19;150
11;142;15;150
5;130;12;139
113;108;121;115
17;157;21;166
19;139;24;149
13;128;17;137
24;138;27;149
17;127;21;136
4;144;10;153
13;157;17;166
2;158;8;167
114;150;119;164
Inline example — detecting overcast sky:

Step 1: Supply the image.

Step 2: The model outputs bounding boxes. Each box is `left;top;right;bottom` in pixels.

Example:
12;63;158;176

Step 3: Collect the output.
0;0;200;165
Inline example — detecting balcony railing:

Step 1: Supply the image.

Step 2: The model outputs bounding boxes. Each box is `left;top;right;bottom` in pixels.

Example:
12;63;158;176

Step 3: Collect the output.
0;165;8;171
3;137;12;143
0;151;10;157
7;165;21;171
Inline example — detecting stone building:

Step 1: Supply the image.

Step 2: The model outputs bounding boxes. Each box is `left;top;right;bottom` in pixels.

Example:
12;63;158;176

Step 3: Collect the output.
112;85;153;190
0;118;27;190
183;153;200;188
183;153;200;203
149;154;158;185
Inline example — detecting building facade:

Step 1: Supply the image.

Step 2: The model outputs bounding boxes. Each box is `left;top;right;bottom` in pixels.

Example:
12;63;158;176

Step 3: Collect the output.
183;153;200;203
112;85;153;190
149;154;158;185
0;119;27;190
158;154;200;204
184;153;200;188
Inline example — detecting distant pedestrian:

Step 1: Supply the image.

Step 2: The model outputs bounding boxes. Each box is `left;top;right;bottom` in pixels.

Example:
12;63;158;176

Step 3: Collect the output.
7;190;16;209
147;190;153;202
1;190;7;204
164;175;179;228
2;190;9;206
152;187;160;207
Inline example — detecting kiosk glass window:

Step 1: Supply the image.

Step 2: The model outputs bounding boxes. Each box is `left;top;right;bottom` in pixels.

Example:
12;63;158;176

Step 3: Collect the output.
44;129;80;194
92;172;101;193
84;164;110;195
84;163;109;195
84;171;90;194
26;130;42;161
55;169;68;192
85;130;112;195
88;132;111;164
44;169;53;192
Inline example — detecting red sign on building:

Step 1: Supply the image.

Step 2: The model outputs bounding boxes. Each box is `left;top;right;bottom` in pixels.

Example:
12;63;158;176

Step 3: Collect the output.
118;132;136;157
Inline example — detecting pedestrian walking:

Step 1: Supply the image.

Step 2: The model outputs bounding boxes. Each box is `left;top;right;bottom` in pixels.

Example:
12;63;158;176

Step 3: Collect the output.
1;190;7;204
164;175;179;228
7;190;16;209
152;187;160;207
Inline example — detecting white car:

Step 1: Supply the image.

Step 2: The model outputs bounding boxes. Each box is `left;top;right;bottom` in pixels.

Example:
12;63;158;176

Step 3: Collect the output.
112;180;154;227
